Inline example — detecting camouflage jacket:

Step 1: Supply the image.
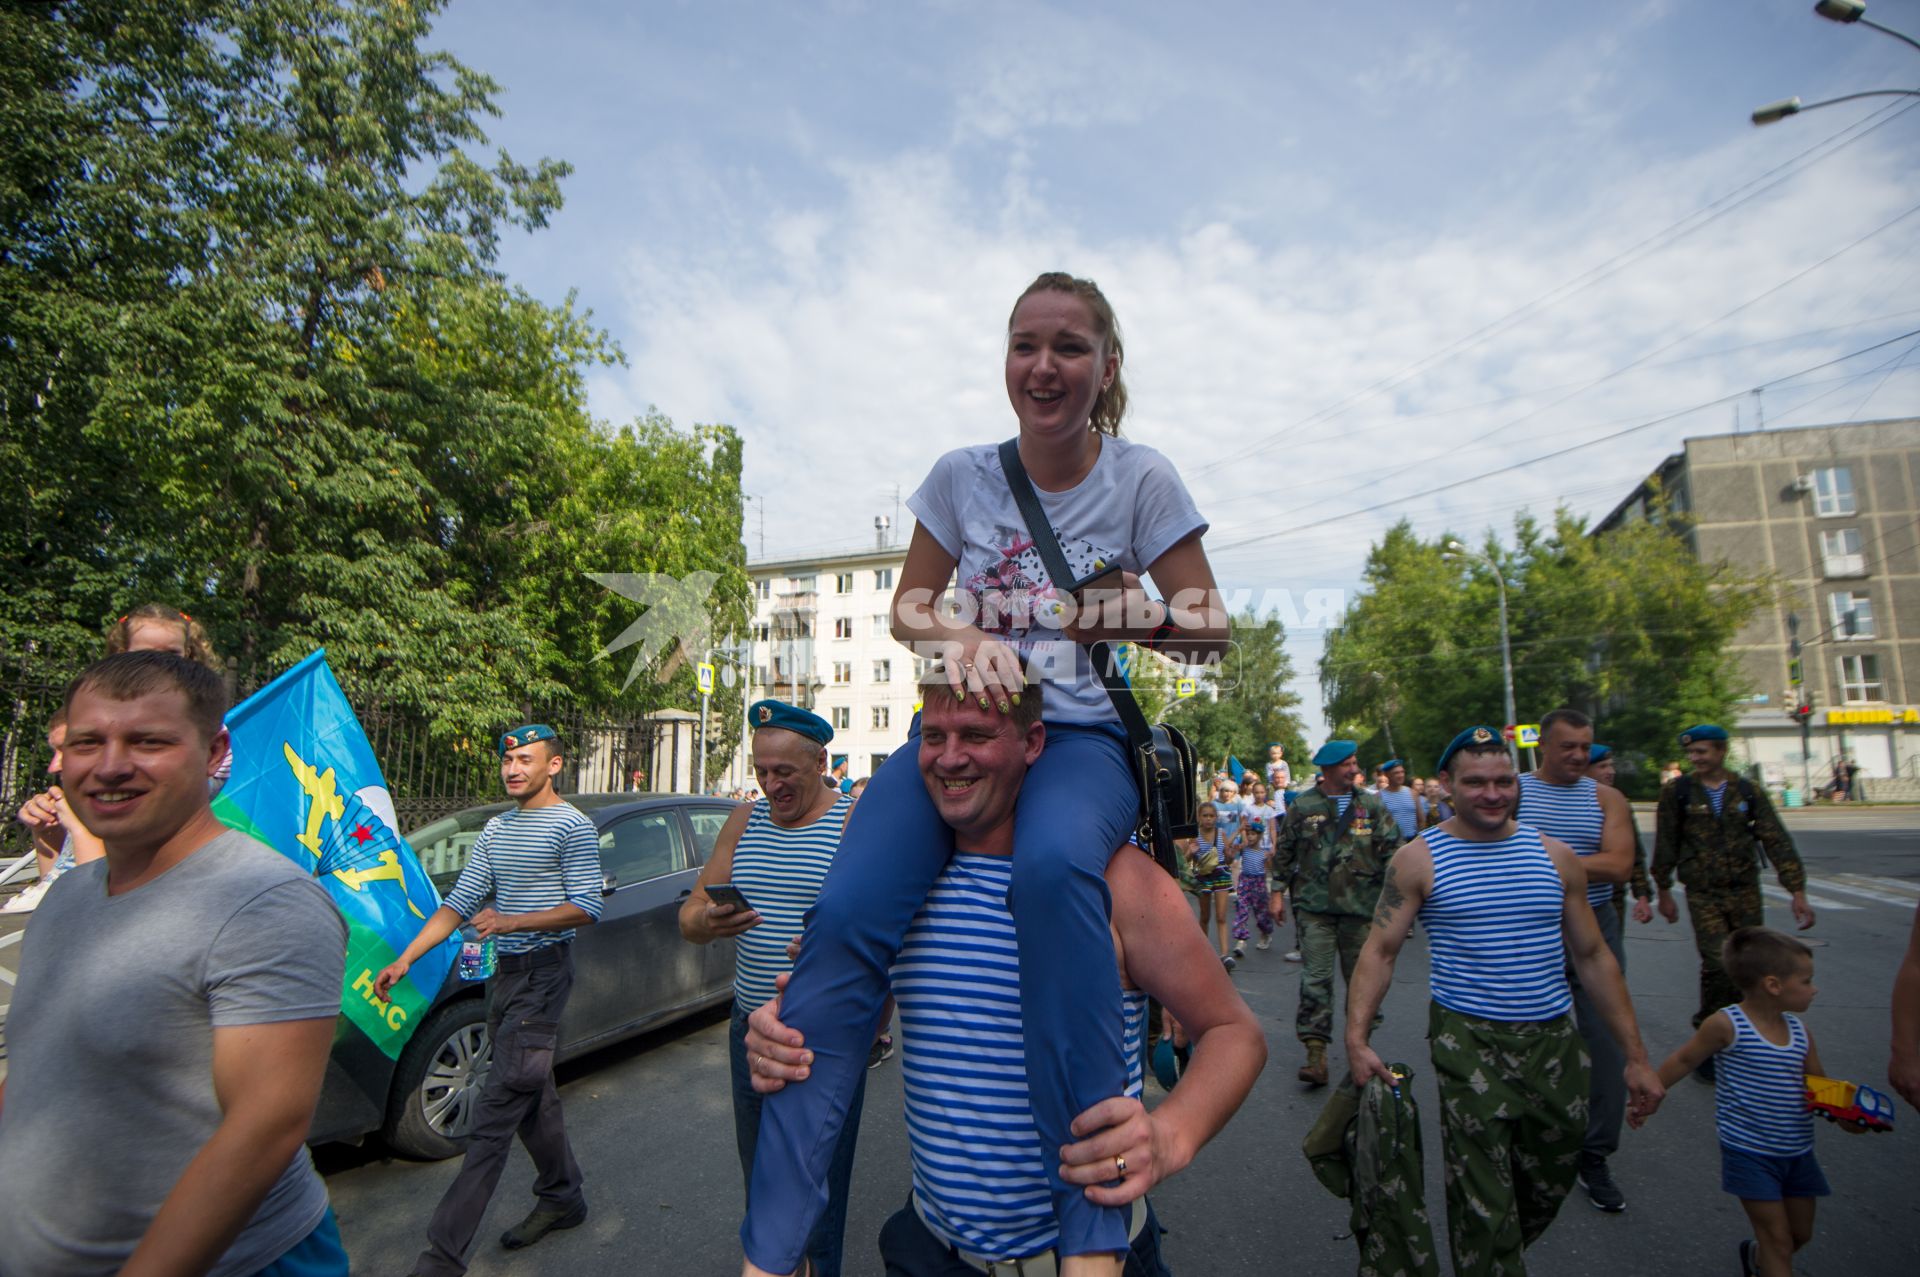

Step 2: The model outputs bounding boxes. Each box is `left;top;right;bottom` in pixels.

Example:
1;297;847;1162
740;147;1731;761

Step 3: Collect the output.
1651;774;1806;894
1273;785;1401;917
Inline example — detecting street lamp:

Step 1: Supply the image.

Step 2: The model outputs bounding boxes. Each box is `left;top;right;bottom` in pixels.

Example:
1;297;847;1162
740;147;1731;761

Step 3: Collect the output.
1754;3;1920;126
1443;540;1520;767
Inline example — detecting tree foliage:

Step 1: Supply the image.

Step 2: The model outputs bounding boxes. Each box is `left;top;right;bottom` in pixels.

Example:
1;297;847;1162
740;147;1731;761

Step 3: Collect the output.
1;0;745;741
1131;609;1309;780
1320;511;1770;795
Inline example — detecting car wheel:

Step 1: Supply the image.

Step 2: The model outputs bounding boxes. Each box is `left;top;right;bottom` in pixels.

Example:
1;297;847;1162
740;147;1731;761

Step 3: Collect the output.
383;997;490;1161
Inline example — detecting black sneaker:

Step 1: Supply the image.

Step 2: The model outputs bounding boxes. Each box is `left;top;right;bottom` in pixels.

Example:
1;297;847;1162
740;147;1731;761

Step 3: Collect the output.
501;1200;587;1250
1737;1238;1756;1276
1695;1055;1716;1085
1576;1154;1626;1213
1221;953;1237;971
867;1033;894;1069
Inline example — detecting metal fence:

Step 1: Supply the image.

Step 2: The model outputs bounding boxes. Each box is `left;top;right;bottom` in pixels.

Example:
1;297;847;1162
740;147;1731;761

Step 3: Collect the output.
1;664;681;854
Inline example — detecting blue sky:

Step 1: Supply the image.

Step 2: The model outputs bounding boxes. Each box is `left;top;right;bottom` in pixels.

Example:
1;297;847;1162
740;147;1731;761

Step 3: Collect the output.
431;0;1920;742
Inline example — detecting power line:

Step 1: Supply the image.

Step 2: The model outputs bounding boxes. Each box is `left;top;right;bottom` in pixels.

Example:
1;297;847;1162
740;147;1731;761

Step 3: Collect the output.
1188;99;1920;477
1262;200;1920;530
1208;326;1920;554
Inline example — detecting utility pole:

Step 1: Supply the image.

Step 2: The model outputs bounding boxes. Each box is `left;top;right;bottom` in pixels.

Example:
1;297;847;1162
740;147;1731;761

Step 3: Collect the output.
1787;610;1812;799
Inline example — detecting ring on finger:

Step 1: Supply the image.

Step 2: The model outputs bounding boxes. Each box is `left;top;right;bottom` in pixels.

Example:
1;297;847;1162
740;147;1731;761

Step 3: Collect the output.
750;1052;760;1071
1114;1154;1127;1177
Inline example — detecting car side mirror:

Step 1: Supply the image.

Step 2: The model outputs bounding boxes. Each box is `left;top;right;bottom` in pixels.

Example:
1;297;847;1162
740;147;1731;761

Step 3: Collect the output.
601;873;619;896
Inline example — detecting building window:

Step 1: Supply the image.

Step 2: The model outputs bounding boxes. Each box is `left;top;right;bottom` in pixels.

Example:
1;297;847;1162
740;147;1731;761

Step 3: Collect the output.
872;659;891;683
1829;591;1874;640
871;751;890;772
1820;528;1865;577
788;574;816;592
1838;653;1883;703
834;617;853;640
874;568;894;590
872;614;889;637
755;579;771;599
833;661;852;684
1812;466;1856;517
753;622;770;642
872;705;891;730
834;572;854;594
831;706;851;730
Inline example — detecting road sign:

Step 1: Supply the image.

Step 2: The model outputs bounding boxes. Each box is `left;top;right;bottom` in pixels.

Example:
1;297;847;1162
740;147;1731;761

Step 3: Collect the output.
1176;677;1198;698
1515;723;1541;748
696;662;715;696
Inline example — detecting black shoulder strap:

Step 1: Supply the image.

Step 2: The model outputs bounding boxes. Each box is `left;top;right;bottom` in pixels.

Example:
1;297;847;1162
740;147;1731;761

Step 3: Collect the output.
1673;774;1692;812
996;439;1154;753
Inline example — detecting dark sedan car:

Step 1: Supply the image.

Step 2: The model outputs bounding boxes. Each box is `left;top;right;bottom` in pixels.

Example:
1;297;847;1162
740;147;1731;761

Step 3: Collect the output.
309;793;739;1159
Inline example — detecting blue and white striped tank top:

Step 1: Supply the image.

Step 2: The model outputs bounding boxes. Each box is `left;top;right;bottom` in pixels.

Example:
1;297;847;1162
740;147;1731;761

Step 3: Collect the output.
893;853;1148;1260
1716;1006;1814;1155
1517;773;1611;907
730;794;850;1011
1421;827;1572;1021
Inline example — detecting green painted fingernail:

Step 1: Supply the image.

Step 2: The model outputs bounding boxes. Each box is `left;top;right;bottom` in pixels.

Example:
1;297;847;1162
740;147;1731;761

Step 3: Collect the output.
1011;693;1022;706
998;701;1010;713
978;695;990;709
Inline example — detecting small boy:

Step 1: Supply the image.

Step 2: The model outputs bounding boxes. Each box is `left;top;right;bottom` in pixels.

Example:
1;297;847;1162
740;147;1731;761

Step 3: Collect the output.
1653;927;1857;1277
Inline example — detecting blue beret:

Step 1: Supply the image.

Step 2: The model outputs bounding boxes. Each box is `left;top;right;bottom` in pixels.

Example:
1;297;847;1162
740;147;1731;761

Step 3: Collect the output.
1678;724;1728;746
1436;725;1504;774
1380;758;1405;773
750;699;834;745
499;723;559;757
1312;740;1358;768
1589;743;1613;764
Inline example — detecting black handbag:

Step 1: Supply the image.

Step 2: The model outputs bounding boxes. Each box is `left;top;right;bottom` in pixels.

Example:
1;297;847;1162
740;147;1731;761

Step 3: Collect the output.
996;439;1198;876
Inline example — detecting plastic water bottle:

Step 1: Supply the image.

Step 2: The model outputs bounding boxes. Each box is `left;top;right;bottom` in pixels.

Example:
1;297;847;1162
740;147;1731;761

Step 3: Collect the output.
456;924;496;982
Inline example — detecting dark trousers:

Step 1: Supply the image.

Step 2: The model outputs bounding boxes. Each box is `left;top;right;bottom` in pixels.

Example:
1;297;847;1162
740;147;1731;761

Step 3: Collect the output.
416;946;584;1277
730;1004;865;1277
1566;900;1627;1160
877;1198;1172;1277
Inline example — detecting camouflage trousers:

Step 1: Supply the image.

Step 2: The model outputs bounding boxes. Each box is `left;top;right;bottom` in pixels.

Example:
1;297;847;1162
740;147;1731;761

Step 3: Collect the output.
1429;1001;1589;1277
1684;881;1764;1028
1297;910;1371;1044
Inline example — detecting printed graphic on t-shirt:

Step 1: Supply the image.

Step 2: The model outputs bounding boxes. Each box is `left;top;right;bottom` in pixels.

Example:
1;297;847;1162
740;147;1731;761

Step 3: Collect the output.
961;524;1120;670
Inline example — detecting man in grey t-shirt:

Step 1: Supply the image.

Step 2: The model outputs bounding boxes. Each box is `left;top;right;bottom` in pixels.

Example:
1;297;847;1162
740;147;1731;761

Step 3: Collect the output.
0;652;348;1277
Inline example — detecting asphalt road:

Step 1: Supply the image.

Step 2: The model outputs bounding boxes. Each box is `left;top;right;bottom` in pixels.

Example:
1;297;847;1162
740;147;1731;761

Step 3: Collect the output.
14;809;1906;1275
312;809;1920;1276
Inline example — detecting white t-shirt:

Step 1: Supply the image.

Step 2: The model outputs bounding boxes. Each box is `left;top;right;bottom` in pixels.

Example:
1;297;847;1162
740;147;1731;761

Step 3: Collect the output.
907;437;1207;726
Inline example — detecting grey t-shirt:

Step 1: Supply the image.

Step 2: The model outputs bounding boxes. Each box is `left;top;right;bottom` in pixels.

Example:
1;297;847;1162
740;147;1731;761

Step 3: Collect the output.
0;829;347;1276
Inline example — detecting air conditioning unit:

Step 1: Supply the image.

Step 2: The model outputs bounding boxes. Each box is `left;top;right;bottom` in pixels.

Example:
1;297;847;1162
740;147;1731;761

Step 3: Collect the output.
1793;474;1816;493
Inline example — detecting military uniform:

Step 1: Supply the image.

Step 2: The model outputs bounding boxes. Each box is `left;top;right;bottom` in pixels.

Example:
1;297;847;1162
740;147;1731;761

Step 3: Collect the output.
1610;822;1652;919
1303;1068;1441;1277
1651;741;1806;1028
1273;783;1401;1047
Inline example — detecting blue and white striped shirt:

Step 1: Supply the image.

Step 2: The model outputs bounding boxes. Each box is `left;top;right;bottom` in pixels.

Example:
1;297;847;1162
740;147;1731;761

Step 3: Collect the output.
731;795;851;1011
1716;1005;1814;1156
1706;781;1729;817
1518;773;1612;907
1377;787;1419;844
894;854;1147;1261
1421;826;1572;1021
443;803;604;954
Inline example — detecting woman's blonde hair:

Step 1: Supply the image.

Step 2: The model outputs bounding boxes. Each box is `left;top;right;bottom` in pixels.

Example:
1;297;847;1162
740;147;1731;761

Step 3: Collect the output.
104;603;224;673
1010;272;1128;436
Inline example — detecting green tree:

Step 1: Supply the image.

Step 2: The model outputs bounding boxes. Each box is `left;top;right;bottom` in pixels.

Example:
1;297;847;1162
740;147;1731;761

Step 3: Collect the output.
1322;512;1768;794
1;1;746;744
1157;608;1309;781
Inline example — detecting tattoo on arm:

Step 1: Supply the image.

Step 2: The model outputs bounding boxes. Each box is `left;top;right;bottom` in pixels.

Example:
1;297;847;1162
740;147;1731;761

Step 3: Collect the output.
1372;864;1407;928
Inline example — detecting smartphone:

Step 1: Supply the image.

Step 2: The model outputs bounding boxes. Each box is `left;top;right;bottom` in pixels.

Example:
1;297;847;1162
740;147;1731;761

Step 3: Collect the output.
1068;562;1125;608
705;883;755;912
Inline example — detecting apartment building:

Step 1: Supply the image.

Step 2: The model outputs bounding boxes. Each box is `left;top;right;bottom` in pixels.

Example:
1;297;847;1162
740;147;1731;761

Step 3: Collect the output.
732;537;920;784
1596;416;1920;787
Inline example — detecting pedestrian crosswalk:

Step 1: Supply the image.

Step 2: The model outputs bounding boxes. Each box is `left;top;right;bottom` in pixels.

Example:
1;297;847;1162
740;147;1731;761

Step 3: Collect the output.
1761;874;1920;913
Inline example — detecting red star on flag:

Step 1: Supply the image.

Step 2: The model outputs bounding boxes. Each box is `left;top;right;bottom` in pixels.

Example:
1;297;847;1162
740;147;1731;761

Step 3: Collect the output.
351;824;373;845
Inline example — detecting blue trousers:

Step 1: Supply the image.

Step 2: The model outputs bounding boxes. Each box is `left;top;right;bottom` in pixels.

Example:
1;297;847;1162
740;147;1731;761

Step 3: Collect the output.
254;1208;349;1277
745;718;1137;1271
731;1004;865;1277
877;1197;1172;1276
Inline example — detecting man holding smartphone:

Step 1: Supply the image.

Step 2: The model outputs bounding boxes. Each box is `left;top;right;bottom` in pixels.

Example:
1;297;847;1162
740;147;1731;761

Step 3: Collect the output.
680;700;862;1277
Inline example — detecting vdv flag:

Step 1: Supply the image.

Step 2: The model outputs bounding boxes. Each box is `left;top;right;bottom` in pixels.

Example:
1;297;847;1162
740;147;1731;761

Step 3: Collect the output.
1227;755;1246;784
212;649;456;1058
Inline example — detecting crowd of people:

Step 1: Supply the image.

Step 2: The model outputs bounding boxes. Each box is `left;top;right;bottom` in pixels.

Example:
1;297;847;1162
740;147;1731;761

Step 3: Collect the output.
3;271;1919;1277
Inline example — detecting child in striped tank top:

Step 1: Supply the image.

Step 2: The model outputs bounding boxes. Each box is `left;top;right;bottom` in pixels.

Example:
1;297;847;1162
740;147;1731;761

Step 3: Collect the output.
1655;927;1859;1277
